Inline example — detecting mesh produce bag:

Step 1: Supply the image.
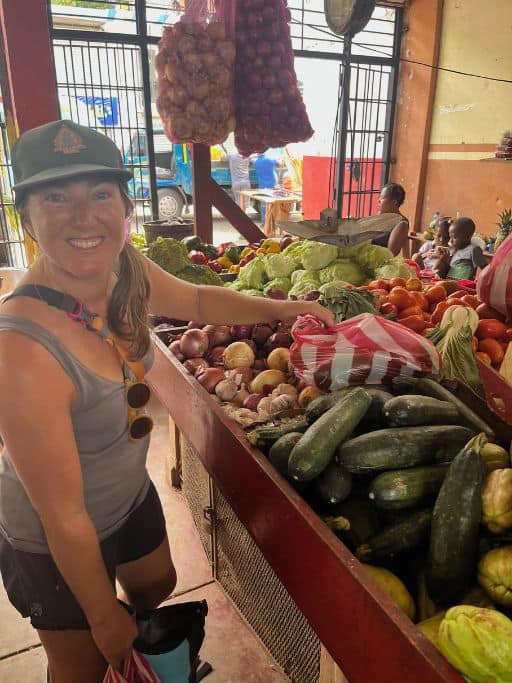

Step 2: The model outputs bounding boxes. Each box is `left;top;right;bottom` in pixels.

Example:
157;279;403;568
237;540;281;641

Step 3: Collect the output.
233;0;314;155
477;234;512;322
290;313;441;391
104;650;160;683
155;0;236;145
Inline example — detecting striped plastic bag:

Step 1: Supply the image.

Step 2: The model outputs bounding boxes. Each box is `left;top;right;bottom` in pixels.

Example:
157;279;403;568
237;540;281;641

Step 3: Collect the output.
104;650;161;683
477;234;512;322
290;313;441;391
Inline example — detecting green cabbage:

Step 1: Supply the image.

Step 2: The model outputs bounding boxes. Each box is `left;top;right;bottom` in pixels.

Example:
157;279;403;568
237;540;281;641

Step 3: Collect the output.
242;288;264;297
300;242;339;270
318;259;367;286
237;258;267;289
318;280;352;297
291;269;306;286
281;240;307;264
263;277;292;295
354;242;393;271
289;277;320;298
374;257;415;281
264;254;296;279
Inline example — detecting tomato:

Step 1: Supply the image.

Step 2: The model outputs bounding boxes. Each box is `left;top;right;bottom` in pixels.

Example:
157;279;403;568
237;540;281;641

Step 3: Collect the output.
389;277;407;289
388;287;415;310
368;279;389;291
471;336;479;353
476;351;492;365
505;329;512;342
478;338;505;366
398;305;424;320
411;291;429;311
372;288;389;306
425;285;447;305
449;290;467;299
422;312;432;323
476;319;508;340
380;302;398;317
406;278;422;292
461;295;479;309
422;327;436;337
430;299;463;325
444;297;470;308
476;303;506;321
399;315;427;333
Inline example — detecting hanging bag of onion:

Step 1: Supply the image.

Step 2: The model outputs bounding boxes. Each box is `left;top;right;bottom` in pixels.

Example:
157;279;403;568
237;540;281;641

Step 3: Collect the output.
233;0;314;155
155;1;236;145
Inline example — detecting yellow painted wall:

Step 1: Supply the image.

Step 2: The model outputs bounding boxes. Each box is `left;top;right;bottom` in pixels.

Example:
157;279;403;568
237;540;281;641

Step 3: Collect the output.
430;0;512;149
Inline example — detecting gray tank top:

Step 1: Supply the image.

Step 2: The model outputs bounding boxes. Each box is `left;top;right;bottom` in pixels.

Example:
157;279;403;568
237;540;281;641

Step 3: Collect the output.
0;315;153;553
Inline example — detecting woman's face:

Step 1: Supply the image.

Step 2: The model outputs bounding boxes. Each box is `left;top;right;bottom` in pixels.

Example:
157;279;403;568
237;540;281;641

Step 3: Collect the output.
377;188;398;214
23;177;128;280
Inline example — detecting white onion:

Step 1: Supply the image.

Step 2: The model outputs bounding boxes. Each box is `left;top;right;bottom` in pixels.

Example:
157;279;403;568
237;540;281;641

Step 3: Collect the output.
223;342;255;370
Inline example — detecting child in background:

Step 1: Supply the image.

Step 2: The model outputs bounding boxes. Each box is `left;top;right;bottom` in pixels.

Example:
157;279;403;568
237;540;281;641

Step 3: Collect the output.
412;218;450;272
437;217;488;280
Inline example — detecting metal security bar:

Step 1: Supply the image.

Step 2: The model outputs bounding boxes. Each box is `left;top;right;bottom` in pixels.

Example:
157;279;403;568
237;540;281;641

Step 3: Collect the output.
0;115;27;268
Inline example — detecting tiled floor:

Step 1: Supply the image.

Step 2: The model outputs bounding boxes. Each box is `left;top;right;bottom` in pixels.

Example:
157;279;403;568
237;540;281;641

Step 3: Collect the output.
0;398;288;682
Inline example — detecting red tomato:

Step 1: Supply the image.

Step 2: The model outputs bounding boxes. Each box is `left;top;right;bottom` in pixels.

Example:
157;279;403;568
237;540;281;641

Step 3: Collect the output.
478;338;505;366
476;319;508;340
398;305;424;320
372;288;389;306
399;315;427;333
476;351;492;365
388;287;415;310
389;277;407;289
430;299;463;325
411;291;429;311
368;279;389;291
422;312;432;323
425;285;447;305
380;302;398;317
476;303;506;321
461;295;479;309
406;278;423;292
449;290;467;299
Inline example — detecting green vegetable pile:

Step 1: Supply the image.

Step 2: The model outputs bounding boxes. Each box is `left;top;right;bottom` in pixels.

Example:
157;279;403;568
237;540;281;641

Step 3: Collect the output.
318;284;379;323
226;239;415;298
146;237;224;286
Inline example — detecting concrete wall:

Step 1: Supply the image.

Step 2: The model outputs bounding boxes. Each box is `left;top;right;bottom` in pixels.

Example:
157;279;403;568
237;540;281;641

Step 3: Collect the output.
391;0;512;235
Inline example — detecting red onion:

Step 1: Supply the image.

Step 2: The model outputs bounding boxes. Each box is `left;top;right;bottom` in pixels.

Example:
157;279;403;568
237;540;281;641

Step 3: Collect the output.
243;393;264;411
187;320;203;330
253;358;267;371
241;339;257;356
266;288;287;300
169;340;185;360
265;330;293;351
251;323;274;347
226;367;254;385
197;368;225;393
203;324;232;349
208;346;228;367
180;328;209;358
229;324;254;341
184;358;209;376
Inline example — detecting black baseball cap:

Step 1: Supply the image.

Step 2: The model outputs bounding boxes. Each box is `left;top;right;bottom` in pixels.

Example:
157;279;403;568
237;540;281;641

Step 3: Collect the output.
12;119;132;200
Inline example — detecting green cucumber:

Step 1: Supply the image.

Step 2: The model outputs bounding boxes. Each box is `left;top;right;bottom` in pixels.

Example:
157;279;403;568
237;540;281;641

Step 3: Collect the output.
383;395;460;427
415;377;496;440
360;387;394;428
268;433;303;477
304;388;352;423
356;508;432;562
289;387;372;481
337;425;475;474
315;462;352;505
369;465;448;510
246;416;309;449
426;446;486;605
332;497;380;549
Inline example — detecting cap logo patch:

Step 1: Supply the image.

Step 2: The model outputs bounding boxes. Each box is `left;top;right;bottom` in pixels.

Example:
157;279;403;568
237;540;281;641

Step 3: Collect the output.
54;125;86;155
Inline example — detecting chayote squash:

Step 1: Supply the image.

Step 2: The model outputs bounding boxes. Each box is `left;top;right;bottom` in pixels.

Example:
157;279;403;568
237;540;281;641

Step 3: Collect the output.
438;606;512;682
363;564;416;620
417;611;446;649
481;442;510;472
482;469;512;534
478;545;512;606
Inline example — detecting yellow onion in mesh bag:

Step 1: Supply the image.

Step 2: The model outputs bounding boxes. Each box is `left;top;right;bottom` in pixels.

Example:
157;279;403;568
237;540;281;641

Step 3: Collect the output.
438;606;512;682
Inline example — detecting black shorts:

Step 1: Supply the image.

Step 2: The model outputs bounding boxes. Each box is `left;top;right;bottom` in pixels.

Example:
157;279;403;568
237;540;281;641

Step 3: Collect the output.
0;480;167;631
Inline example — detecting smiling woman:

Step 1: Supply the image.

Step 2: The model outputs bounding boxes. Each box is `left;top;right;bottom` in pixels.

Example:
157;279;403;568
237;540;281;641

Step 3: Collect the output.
0;120;334;683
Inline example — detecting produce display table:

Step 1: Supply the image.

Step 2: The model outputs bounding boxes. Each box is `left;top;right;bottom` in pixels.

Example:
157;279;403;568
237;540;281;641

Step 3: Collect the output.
147;336;467;683
239;189;303;237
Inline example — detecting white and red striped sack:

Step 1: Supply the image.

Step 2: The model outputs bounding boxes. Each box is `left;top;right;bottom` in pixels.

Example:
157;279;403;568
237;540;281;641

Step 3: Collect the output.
290;313;441;392
104;650;161;683
477;234;512;322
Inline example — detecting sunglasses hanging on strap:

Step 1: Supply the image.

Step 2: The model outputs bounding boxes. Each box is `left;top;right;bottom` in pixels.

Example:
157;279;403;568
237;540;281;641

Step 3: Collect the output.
4;284;153;441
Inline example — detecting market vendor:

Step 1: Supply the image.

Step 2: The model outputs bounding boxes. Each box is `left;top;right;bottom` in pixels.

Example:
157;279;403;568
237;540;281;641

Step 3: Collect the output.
373;183;409;256
0;120;334;683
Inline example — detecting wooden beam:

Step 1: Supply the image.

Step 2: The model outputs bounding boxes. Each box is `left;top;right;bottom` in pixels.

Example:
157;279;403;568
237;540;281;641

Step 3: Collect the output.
191;143;214;243
209;178;265;243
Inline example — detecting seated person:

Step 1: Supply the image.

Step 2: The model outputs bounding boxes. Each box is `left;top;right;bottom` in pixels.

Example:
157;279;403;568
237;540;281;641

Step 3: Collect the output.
373;183;409;256
412;218;450;272
437;217;488;280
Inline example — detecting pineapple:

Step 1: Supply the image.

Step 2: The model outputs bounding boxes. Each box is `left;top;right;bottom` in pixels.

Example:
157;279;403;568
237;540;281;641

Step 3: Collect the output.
495;208;512;251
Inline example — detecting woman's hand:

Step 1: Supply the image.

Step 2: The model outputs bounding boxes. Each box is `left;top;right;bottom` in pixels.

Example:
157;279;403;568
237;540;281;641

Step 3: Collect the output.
90;602;138;671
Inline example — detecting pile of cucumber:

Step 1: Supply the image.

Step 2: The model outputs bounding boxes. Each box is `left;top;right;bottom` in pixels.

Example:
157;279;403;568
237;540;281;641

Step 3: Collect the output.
248;375;512;617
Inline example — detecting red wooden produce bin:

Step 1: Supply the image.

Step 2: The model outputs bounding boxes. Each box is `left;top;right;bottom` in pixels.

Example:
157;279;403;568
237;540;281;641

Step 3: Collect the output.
147;337;478;683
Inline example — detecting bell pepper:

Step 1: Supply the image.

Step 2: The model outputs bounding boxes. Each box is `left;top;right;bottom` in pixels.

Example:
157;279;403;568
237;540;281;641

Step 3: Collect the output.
217;255;233;269
240;251;257;267
189;250;208;265
207;260;222;273
229;264;241;274
241;247;253;258
262;239;280;253
224;245;240;264
182;235;203;252
256;248;267;255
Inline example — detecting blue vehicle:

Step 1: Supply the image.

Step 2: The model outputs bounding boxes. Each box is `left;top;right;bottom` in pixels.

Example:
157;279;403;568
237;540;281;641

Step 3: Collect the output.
125;129;257;219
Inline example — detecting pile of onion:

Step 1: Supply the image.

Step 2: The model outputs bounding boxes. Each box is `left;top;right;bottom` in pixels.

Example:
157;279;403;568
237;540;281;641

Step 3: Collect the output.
233;0;314;155
155;19;236;145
